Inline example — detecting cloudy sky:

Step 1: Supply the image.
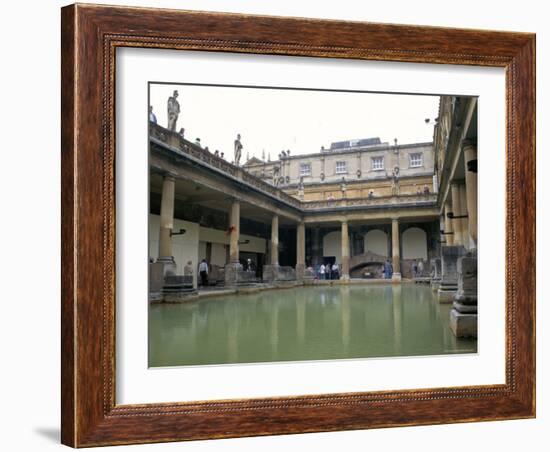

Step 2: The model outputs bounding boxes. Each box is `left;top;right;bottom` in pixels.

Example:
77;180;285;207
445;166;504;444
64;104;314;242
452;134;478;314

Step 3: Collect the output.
149;83;439;161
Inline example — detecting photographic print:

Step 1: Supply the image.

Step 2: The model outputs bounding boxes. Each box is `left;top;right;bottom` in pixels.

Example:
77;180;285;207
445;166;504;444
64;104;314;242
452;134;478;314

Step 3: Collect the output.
147;83;478;367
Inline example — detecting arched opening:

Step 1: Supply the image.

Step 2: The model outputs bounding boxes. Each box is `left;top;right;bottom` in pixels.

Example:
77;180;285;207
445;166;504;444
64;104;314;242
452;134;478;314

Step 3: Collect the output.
322;230;341;264
402;227;428;259
364;229;388;257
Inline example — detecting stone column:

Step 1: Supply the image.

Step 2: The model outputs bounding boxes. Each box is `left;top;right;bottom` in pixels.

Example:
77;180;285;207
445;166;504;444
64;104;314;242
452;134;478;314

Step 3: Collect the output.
311;227;321;267
391;218;401;281
158;175;176;275
296;221;306;279
459;184;469;248
271;215;279;266
341;220;350;280
444;203;454;246
463;142;478;247
229;200;240;264
225;200;242;286
451;183;463;247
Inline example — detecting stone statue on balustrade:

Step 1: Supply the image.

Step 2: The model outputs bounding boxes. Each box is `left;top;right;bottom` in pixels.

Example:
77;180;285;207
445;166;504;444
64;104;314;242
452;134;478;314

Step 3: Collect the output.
167;90;180;131
234;134;243;165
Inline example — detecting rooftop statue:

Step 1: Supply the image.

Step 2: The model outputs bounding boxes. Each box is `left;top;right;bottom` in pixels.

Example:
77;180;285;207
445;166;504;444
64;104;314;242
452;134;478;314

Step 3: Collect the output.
234;134;243;165
167;90;180;131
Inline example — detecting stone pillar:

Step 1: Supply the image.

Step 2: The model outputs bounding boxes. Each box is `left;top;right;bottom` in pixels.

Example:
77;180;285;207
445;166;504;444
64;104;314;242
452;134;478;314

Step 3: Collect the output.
225;200;242;286
391;218;401;281
459;184;469;248
312;227;321;267
444;203;454;246
451;183;463;247
229;200;240;264
270;214;279;266
341;220;350;280
450;256;478;338
463;142;478;247
430;258;442;292
157;175;177;276
296;222;306;279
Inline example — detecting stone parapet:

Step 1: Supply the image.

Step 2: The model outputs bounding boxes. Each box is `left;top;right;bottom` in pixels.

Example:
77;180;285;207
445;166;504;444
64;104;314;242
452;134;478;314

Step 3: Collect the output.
263;265;297;283
224;263;259;286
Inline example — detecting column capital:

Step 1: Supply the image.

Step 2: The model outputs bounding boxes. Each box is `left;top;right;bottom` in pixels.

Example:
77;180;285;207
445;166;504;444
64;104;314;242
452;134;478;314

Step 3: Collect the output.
162;173;176;182
461;139;477;152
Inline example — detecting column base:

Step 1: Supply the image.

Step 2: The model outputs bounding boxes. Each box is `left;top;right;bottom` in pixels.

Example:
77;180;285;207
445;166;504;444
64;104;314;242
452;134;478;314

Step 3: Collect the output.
340;274;350;281
162;274;197;302
391;272;402;282
295;263;306;280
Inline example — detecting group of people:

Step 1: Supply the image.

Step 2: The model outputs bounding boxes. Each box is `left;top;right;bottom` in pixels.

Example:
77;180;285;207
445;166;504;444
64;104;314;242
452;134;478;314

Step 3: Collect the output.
183;257;259;287
316;263;340;280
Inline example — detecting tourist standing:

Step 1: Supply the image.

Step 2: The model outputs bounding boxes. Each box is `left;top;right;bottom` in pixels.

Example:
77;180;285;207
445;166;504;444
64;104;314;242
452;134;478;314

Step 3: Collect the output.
412;260;418;278
199;259;209;287
384;259;393;279
332;263;339;280
418;259;424;277
319;263;326;280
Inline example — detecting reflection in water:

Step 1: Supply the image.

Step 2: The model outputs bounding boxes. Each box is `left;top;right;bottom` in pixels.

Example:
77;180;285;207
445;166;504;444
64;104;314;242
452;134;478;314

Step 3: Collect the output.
149;284;477;367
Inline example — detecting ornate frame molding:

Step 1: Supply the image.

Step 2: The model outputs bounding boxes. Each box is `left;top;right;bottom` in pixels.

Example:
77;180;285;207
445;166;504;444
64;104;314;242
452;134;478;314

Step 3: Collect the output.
61;4;535;447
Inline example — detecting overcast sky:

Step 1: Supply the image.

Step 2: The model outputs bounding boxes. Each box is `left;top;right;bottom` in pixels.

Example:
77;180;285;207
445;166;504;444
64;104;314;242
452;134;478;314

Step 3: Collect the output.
149;83;440;161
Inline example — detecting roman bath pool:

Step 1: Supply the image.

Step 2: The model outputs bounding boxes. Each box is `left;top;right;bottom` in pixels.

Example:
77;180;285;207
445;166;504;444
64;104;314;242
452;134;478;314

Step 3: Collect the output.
148;284;477;367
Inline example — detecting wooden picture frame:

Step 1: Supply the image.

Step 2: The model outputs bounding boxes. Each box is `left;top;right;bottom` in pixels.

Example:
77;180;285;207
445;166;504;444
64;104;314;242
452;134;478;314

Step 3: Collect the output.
61;3;535;447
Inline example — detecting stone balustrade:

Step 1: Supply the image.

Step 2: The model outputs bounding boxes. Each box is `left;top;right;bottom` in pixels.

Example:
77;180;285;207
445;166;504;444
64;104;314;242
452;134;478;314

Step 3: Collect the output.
150;122;437;213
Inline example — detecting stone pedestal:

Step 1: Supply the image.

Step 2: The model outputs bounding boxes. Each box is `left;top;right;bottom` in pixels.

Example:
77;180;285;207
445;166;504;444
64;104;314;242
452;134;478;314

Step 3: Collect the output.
263;265;296;283
391;272;402;282
162;274;196;302
437;245;466;302
149;262;164;302
430;258;442;291
450;256;478;338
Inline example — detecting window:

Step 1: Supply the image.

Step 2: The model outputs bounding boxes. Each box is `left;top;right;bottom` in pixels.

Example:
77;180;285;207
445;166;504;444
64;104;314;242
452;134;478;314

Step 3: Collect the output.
410;153;423;168
371;156;384;171
299;162;312;176
335;161;347;174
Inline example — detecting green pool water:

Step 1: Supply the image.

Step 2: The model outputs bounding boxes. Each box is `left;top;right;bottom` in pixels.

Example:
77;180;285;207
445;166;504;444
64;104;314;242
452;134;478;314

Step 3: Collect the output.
148;283;477;367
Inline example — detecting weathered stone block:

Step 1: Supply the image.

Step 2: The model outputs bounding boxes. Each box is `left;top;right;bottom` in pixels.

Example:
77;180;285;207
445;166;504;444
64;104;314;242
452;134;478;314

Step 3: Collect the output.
450;309;478;338
454;256;478;304
263;265;296;282
440;245;467;284
149;262;164;293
